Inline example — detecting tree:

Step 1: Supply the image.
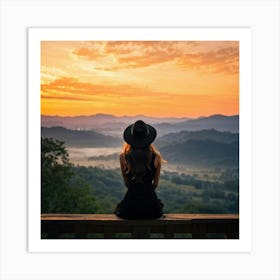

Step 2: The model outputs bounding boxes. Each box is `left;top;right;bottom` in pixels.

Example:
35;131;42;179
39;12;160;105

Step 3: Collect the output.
41;137;72;212
41;137;98;213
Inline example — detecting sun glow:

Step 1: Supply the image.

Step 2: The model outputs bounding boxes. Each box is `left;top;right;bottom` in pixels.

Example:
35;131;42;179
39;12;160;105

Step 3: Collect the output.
41;41;239;117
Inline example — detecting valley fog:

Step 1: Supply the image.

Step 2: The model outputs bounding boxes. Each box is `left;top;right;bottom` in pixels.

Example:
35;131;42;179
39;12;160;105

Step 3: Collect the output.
67;146;228;178
67;147;121;168
68;147;121;157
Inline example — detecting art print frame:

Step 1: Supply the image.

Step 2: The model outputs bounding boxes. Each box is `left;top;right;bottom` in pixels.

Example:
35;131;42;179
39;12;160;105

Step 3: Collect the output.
28;27;252;253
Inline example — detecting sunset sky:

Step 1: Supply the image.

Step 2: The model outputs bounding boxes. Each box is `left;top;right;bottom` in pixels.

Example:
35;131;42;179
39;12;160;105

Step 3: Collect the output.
41;41;239;117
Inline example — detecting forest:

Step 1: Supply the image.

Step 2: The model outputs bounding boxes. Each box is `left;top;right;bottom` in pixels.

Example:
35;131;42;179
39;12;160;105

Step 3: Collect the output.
41;137;239;215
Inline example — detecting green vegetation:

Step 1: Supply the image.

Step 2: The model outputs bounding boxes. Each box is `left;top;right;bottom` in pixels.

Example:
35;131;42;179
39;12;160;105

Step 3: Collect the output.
160;139;239;167
41;137;99;213
157;129;239;146
41;137;239;215
155;170;238;214
68;167;239;215
72;166;124;213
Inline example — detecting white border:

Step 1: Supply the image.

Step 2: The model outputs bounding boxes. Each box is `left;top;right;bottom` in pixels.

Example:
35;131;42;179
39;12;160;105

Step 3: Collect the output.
1;1;279;279
28;27;252;253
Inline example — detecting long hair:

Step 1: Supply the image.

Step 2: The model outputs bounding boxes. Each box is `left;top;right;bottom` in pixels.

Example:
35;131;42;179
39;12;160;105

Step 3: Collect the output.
121;142;165;181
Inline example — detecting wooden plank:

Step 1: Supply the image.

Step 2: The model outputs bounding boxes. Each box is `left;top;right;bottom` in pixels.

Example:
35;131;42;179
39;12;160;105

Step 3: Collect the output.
150;225;165;233
41;214;120;221
104;225;115;238
192;223;207;239
205;223;227;233
87;224;103;233
225;222;239;239
164;225;175;238
132;226;151;238
164;214;239;220
41;221;47;234
174;224;192;233
41;213;239;239
58;224;75;233
75;224;87;239
41;213;239;221
114;225;131;233
47;223;60;239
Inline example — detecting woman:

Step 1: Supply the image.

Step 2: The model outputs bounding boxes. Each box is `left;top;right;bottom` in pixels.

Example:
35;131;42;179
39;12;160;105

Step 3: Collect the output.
114;120;164;219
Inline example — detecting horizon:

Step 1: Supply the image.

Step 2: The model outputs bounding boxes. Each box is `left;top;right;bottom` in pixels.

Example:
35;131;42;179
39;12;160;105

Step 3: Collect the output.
41;41;239;117
41;112;239;119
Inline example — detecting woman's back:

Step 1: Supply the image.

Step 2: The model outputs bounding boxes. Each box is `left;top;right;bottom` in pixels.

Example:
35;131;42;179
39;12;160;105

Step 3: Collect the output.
114;120;164;219
125;147;156;185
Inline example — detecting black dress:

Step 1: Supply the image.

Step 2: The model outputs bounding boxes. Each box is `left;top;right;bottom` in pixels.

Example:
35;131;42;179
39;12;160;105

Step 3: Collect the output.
114;153;164;219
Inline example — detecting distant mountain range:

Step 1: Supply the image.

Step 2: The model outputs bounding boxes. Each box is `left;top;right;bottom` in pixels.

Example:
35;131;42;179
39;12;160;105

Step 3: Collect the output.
41;113;239;136
160;139;239;167
156;128;239;147
41;126;121;148
41;125;239;167
41;113;187;128
154;115;239;135
155;128;239;167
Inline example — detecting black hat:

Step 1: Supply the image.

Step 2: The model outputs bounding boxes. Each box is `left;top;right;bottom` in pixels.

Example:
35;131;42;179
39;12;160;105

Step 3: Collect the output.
123;120;157;148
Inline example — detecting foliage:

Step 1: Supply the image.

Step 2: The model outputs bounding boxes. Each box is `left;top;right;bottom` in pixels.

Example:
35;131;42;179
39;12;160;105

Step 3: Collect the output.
41;137;239;215
71;167;239;215
72;166;125;214
158;129;239;147
160;139;239;167
41;137;98;213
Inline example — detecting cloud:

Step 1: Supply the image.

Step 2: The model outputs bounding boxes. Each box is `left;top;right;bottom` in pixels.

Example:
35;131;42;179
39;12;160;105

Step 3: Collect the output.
40;66;70;84
41;77;99;95
72;41;180;70
41;94;89;101
176;47;239;74
41;77;169;101
72;41;239;74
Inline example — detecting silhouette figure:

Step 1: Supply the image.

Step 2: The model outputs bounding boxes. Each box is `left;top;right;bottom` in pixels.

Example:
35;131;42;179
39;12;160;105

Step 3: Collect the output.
114;120;164;219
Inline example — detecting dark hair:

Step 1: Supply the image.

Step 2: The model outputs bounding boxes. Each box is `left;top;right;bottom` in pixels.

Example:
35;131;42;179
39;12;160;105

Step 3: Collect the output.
125;146;153;182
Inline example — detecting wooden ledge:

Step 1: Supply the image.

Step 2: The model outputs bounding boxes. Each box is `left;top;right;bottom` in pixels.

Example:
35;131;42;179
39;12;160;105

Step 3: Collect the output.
41;213;239;239
41;213;239;222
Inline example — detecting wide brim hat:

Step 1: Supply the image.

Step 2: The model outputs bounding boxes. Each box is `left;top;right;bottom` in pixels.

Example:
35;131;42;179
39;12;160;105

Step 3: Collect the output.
123;120;157;148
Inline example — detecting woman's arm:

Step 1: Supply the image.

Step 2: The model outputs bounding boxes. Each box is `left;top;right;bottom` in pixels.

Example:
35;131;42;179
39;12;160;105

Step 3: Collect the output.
153;154;161;189
120;153;129;188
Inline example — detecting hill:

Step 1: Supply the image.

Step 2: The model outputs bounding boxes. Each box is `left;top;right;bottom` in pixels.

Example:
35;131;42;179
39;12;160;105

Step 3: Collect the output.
41;113;238;136
156;129;239;147
41;126;122;147
155;115;239;134
178;114;239;132
41;114;187;130
160;139;239;167
71;166;239;214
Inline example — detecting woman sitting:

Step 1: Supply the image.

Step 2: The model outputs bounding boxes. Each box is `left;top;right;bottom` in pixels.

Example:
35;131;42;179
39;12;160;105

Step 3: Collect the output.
114;120;164;219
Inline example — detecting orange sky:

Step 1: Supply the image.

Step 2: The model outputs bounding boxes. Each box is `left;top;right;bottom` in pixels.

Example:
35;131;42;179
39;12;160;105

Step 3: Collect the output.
41;41;239;117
